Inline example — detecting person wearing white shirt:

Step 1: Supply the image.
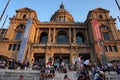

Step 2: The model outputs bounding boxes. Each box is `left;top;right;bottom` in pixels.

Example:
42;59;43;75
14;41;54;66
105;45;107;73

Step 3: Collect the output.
77;56;82;70
83;59;91;69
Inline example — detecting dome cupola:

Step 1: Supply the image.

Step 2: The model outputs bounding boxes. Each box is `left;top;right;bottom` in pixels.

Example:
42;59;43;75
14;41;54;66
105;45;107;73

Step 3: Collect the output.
50;3;74;22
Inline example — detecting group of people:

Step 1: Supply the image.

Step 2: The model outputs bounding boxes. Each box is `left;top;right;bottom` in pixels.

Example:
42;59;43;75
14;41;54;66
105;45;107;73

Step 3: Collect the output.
0;58;30;70
75;55;120;80
39;67;55;80
1;55;120;80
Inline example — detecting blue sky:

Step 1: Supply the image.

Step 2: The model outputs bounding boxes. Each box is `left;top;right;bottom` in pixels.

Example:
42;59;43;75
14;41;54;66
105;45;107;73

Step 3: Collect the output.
0;0;120;29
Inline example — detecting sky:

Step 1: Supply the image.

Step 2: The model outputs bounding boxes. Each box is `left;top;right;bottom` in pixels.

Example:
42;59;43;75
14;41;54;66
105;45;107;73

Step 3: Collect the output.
0;0;120;29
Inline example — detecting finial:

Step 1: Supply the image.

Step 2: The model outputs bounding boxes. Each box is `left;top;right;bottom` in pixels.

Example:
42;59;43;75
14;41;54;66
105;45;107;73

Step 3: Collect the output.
60;3;64;9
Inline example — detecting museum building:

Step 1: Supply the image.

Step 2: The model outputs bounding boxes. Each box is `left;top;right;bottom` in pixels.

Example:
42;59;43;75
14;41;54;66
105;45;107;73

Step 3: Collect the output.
0;4;120;64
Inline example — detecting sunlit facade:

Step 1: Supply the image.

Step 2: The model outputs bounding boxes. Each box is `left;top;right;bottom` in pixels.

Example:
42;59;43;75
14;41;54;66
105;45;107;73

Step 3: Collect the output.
0;4;120;64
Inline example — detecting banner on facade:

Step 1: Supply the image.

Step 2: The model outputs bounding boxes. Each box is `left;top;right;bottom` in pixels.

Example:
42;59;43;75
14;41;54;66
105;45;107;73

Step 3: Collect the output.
92;20;102;41
17;19;32;63
92;19;107;64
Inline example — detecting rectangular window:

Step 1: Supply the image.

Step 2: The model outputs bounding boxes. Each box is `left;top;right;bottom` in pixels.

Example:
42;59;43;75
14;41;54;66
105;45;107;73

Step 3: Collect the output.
12;44;16;51
113;46;118;52
8;44;12;50
15;32;22;40
108;46;112;52
17;44;20;51
104;46;108;52
98;15;103;19
103;32;110;41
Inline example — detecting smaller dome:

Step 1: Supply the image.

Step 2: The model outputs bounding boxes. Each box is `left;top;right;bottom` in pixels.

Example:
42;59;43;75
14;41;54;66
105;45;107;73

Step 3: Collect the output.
60;3;64;9
50;4;74;22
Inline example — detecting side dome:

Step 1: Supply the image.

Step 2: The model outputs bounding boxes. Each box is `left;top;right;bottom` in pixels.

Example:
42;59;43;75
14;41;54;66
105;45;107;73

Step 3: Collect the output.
50;4;74;22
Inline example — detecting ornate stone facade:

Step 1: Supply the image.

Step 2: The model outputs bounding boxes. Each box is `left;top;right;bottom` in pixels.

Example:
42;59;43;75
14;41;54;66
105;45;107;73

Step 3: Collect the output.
0;4;120;64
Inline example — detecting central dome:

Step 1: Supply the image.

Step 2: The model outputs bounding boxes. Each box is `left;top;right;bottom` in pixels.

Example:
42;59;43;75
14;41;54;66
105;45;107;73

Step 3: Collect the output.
50;4;74;22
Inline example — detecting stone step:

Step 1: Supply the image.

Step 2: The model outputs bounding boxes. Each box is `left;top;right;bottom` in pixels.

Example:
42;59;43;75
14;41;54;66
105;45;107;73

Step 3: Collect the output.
0;69;120;80
54;71;78;80
0;69;40;80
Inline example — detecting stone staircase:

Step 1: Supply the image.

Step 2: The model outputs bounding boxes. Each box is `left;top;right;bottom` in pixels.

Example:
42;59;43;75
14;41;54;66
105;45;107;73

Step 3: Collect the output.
54;71;78;80
105;72;120;80
0;69;40;80
0;69;78;80
0;69;120;80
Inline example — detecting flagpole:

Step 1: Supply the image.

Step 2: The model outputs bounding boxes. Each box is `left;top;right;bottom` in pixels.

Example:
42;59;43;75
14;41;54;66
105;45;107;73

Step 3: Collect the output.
0;15;8;36
115;0;120;11
118;16;120;22
0;0;10;22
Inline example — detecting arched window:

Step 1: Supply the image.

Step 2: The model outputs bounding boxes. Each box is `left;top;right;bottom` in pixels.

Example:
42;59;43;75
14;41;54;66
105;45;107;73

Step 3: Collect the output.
15;24;25;40
59;16;65;22
56;32;68;44
76;32;85;44
39;32;48;44
23;14;26;19
100;25;110;41
17;24;25;29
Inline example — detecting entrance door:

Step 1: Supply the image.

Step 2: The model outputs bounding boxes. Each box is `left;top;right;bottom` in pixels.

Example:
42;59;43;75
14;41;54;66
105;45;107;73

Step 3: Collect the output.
54;54;70;65
34;53;45;65
79;54;90;61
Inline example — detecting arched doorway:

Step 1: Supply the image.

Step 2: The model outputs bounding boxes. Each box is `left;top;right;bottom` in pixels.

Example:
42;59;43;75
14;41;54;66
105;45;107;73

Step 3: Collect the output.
34;53;45;66
79;53;90;61
54;54;70;65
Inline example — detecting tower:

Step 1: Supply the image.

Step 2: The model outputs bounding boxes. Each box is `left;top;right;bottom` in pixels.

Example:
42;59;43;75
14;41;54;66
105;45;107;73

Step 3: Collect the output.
86;8;120;63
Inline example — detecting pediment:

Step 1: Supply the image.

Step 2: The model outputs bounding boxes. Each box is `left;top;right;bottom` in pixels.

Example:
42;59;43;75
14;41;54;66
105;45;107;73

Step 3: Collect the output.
91;8;109;12
16;7;35;12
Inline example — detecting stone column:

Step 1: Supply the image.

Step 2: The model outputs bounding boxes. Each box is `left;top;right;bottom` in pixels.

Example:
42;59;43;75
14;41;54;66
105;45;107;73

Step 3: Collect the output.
85;28;89;44
70;47;77;63
35;28;39;43
53;28;56;44
70;47;74;62
73;28;76;44
30;51;34;64
50;49;54;65
69;28;71;44
45;47;49;64
48;28;51;43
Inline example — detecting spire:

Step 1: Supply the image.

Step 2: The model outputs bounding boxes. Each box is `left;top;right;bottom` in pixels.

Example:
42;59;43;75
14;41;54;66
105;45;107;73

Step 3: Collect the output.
60;3;64;9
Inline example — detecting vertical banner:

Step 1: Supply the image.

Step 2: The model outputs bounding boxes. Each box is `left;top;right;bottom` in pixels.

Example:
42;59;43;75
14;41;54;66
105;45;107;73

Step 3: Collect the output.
92;20;102;41
92;19;103;51
17;19;32;63
92;19;107;64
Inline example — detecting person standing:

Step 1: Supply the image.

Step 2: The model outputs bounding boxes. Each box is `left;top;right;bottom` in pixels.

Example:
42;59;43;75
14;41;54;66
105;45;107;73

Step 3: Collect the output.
18;75;24;80
83;59;91;69
59;56;63;72
77;55;82;70
59;56;63;65
63;75;70;80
